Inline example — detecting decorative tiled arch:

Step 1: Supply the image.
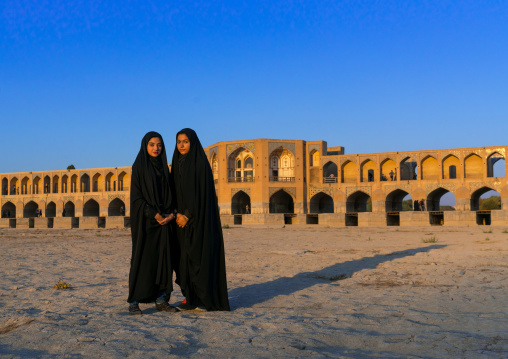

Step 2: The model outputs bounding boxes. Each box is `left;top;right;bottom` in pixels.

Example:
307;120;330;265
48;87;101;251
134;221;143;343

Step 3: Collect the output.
268;142;295;156
231;188;251;197
226;143;255;157
309;187;334;199
426;183;456;195
345;186;372;197
269;187;296;199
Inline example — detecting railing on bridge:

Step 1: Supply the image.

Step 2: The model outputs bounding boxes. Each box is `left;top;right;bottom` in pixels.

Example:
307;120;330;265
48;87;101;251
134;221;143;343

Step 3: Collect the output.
323;177;338;183
269;177;295;182
228;177;254;183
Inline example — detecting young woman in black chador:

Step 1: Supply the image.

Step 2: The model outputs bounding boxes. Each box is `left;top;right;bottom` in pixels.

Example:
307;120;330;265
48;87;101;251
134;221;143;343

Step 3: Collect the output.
127;131;179;314
171;128;230;311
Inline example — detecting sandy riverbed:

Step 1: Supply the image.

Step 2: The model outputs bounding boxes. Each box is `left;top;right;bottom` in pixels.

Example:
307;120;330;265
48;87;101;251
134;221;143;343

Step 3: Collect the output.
0;225;507;358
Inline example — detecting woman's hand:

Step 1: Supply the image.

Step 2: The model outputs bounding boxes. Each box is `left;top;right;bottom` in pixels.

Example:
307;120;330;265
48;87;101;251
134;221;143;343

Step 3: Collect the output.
176;213;189;228
155;213;174;225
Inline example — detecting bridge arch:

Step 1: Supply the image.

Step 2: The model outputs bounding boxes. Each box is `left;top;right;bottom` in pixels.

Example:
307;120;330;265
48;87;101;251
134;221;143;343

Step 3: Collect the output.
1;201;16;218
442;154;460;179
360;159;376;182
464;153;483;179
269;189;294;213
108;198;125;216
231;191;251;214
46;201;56;217
385;189;412;212
487;152;505;178
341;161;357;183
64;201;75;217
23;201;38;218
470;187;501;211
421;156;439;180
346;191;371;213
310;192;334;213
426;188;456;211
83;199;99;217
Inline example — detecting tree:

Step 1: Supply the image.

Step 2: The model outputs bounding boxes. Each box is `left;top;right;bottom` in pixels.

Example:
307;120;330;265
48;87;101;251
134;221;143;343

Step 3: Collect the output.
67;165;75;170
479;196;501;210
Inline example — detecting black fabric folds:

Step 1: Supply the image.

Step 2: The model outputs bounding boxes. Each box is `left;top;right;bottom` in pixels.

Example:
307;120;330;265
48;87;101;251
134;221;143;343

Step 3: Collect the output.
171;128;230;311
127;131;178;303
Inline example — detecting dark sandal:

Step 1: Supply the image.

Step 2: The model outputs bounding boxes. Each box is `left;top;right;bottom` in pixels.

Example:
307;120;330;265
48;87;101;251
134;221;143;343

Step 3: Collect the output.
129;303;142;315
155;301;177;312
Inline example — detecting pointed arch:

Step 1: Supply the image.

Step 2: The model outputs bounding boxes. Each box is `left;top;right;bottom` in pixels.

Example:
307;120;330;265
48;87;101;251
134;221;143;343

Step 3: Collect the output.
64;201;75;217
442;154;460;179
83;199;100;217
341;161;357;184
108;198;125;216
346;191;372;213
231;191;251;214
269;189;294;213
310;192;334;213
487;152;505;178
118;171;129;191
421;155;439;180
427;187;456;211
470;186;501;211
360;159;376;182
385;189;412;212
92;173;104;192
464;153;483;179
23;201;38;218
1;201;16;218
46;201;56;217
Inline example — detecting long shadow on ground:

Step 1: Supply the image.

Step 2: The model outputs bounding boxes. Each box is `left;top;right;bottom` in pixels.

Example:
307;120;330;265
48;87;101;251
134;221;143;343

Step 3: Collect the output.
228;244;446;309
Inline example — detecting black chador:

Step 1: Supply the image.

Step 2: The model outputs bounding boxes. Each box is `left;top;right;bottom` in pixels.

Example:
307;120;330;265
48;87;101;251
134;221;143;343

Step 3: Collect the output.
171;128;230;311
128;132;178;304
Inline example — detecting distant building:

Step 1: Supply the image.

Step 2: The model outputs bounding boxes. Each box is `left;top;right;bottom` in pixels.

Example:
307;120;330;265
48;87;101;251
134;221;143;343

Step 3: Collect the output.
1;140;507;228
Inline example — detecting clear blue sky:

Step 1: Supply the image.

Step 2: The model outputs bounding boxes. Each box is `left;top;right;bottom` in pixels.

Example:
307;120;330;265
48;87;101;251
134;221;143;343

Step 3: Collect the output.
1;1;507;174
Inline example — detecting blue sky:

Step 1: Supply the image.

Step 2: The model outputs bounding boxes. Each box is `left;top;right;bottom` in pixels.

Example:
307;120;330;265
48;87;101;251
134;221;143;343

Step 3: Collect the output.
1;1;507;177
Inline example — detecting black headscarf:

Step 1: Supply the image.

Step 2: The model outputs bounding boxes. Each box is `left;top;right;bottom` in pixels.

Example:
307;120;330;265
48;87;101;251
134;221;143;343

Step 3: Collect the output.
171;128;230;311
128;131;176;303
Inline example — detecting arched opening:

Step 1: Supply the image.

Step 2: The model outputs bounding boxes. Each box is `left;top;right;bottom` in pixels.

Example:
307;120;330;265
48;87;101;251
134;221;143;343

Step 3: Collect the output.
341;161;357;184
231;191;251;214
106;173;117;191
269;147;294;181
61;175;68;193
81;174;90;193
464;154;483;179
346;191;372;213
228;147;255;182
92;173;103;192
381;159;397;181
471;187;501;211
10;177;19;195
21;176;31;195
2;178;8;195
360;159;376;182
310;192;334;213
119;171;129;191
46;202;56;217
323;161;338;183
487;152;505;178
269;190;294;213
44;176;51;194
1;201;16;218
63;201;75;217
52;175;59;193
211;154;219;181
385;190;412;212
309;149;320;167
108;198;125;216
83;199;100;217
244;157;254;179
400;157;417;180
70;175;78;193
24;201;38;218
426;188;456;211
442;155;460;179
32;176;40;194
421;156;439;180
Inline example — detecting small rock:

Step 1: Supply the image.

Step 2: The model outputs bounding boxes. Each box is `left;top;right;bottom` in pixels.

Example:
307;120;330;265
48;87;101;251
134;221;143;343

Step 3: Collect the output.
13;286;18;290
459;270;465;275
45;301;51;304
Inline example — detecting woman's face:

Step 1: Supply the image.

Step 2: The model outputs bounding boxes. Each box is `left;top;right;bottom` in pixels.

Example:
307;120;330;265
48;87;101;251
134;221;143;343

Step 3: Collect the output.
147;137;163;157
177;133;190;155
